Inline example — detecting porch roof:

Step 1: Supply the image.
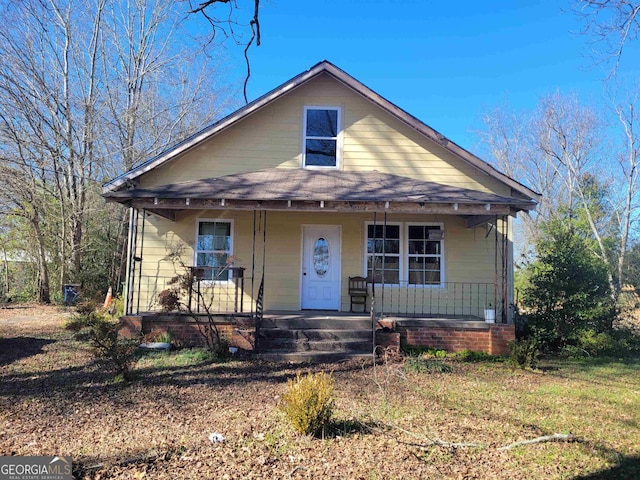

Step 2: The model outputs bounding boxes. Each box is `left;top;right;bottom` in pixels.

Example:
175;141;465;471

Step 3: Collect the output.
105;168;536;209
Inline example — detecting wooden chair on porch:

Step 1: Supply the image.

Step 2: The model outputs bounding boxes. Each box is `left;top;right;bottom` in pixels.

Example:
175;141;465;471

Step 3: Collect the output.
348;276;369;313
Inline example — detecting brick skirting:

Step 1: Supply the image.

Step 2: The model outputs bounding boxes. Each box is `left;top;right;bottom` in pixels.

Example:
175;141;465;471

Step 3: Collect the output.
119;314;256;350
397;322;515;355
121;315;514;356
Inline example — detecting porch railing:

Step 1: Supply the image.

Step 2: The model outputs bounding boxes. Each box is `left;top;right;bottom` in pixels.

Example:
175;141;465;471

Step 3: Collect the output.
372;281;505;322
131;267;253;315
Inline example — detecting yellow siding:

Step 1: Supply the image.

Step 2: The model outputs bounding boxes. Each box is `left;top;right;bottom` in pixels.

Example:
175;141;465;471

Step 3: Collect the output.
140;73;509;196
132;211;507;316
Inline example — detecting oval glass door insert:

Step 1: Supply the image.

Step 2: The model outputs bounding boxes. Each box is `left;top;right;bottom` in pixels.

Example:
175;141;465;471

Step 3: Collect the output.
313;238;329;277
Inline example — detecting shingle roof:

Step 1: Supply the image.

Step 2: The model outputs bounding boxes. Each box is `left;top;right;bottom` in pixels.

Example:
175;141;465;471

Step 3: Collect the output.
104;168;536;208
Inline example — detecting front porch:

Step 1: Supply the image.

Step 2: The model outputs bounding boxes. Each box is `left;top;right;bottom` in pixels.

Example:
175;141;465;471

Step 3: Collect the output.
112;168;527;360
121;309;515;359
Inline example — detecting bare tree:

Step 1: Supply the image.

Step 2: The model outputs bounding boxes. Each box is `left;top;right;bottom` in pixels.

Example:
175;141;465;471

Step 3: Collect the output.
480;92;640;301
478;104;567;258
611;87;640;288
0;0;231;301
573;0;640;75
184;0;262;103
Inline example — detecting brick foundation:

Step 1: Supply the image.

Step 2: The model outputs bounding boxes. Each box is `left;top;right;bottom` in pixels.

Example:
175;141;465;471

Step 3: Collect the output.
376;331;400;354
120;315;514;356
120;315;143;339
397;322;515;355
119;314;256;350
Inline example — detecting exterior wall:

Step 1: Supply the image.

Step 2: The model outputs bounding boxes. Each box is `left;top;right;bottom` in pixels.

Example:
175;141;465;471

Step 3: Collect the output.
139;73;509;197
131;209;508;318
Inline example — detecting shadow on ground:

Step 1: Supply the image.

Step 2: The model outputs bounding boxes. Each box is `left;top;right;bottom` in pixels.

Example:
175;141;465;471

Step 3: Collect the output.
0;337;56;366
0;354;370;403
572;455;640;479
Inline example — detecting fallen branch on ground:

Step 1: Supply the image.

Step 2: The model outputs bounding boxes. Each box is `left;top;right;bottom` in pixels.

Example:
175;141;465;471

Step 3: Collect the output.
497;433;580;451
379;421;581;451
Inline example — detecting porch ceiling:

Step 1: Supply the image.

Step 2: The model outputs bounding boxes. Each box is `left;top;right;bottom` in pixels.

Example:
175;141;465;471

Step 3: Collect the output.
104;168;536;217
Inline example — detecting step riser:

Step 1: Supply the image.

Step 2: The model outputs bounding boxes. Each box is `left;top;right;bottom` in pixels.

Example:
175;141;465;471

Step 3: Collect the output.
260;329;372;341
259;340;372;353
256;352;372;363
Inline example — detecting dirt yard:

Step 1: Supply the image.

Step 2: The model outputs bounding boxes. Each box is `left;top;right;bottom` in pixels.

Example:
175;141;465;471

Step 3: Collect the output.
0;305;639;479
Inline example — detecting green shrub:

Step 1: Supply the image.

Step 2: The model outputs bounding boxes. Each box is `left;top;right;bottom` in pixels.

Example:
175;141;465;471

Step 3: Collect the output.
519;220;616;352
562;328;640;358
280;371;334;436
577;329;615;355
64;316;89;332
509;338;540;369
403;357;453;373
84;310;139;380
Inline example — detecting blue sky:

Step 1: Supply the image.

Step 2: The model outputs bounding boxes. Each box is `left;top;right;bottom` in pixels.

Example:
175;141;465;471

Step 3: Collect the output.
218;0;639;154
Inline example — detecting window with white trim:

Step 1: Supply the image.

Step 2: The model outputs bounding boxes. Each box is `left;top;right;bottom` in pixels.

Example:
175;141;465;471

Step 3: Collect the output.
407;225;443;285
303;107;339;167
365;222;444;285
196;220;232;281
366;224;400;284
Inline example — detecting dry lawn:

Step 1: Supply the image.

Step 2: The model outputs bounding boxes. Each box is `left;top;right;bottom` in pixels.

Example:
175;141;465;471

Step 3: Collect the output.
0;305;639;479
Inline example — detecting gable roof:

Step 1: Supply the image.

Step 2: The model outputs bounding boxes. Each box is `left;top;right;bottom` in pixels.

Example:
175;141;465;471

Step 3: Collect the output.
102;60;540;201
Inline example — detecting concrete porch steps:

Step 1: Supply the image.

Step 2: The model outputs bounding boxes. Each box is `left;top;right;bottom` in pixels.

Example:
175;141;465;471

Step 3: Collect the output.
257;312;374;362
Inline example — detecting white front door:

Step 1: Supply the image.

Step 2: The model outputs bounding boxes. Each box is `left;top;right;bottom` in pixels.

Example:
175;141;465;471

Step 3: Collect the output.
301;226;341;310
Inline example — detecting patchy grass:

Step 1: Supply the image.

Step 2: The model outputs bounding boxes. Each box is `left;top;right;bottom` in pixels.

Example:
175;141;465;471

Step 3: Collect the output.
0;305;639;479
403;356;453;373
135;348;216;369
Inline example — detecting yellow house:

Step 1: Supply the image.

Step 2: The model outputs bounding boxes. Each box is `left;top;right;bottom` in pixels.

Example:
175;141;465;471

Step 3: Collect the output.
103;61;538;359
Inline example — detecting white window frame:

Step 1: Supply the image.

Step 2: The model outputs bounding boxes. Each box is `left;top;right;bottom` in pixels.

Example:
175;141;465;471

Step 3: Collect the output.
405;222;445;288
364;221;403;286
194;218;234;284
363;221;445;287
302;105;341;169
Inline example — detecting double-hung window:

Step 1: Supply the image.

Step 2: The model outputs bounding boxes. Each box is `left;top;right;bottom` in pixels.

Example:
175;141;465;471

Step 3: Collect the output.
365;223;443;286
407;225;443;285
195;220;232;281
303;107;340;167
366;224;400;284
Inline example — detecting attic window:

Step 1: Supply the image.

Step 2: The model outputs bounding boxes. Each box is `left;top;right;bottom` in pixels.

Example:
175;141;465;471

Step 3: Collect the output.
303;107;340;167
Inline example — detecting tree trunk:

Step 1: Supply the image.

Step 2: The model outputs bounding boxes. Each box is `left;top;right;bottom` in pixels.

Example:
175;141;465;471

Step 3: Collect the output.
31;216;51;304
